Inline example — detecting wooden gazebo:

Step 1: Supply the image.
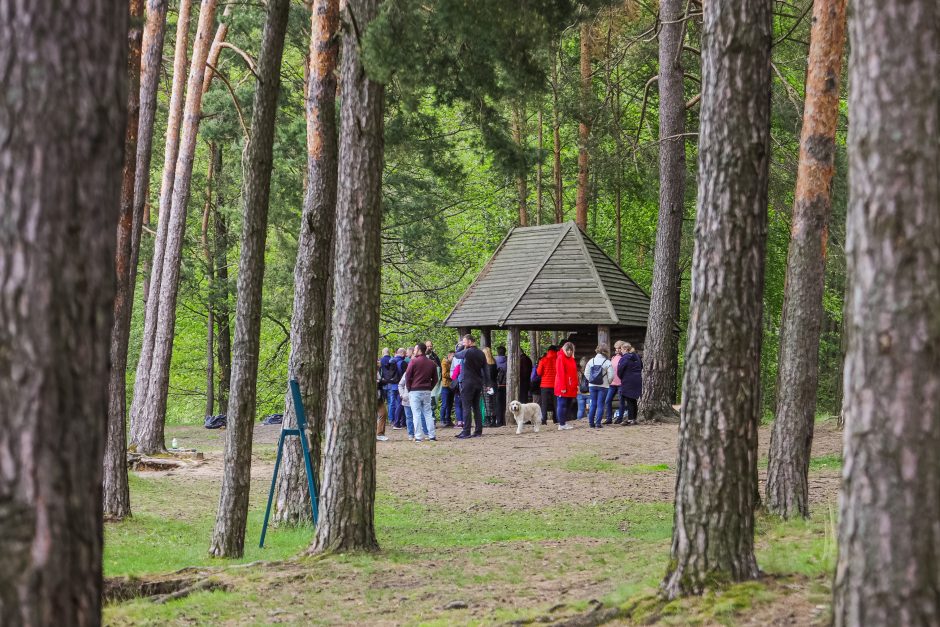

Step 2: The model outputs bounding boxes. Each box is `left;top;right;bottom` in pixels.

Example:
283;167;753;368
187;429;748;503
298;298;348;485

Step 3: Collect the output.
444;221;652;416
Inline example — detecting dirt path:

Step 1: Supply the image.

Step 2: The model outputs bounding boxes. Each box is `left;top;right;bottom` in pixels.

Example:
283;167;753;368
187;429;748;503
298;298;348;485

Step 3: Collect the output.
164;418;844;513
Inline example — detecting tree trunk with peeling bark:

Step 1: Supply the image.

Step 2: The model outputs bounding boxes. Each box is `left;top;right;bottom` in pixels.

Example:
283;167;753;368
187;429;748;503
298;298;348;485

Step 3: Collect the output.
638;0;685;425
832;1;940;623
214;194;232;414
130;0;193;445
661;0;772;600
766;0;847;520
135;0;219;455
0;1;127;622
274;0;340;526
209;0;291;559
104;0;147;521
309;0;385;555
575;20;591;231
552;45;563;224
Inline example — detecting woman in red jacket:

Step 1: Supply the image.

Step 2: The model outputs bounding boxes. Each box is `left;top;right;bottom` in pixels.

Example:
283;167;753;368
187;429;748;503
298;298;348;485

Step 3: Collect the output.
536;345;559;425
554;342;578;430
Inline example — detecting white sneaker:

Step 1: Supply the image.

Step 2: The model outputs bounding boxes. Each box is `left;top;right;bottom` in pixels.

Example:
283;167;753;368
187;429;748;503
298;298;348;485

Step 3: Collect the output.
414;438;424;442
408;436;415;441
558;425;565;431
376;435;389;441
562;424;574;430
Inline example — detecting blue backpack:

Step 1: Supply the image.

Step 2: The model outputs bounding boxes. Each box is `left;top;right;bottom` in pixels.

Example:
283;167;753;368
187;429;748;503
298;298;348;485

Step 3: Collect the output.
588;359;609;385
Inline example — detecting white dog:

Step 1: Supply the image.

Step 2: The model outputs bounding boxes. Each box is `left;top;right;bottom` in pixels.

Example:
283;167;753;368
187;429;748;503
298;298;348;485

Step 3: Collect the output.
508;400;542;434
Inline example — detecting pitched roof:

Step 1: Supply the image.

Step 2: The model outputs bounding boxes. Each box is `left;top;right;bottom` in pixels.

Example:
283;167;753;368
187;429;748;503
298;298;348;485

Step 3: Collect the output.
444;222;651;329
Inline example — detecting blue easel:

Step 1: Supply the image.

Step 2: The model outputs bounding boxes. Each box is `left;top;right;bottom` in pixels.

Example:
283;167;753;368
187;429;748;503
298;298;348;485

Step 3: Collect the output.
259;379;318;548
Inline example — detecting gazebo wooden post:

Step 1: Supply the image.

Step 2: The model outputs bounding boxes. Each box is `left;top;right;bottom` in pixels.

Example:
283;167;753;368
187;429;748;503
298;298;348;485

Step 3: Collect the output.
481;328;492;350
597;325;611;350
506;326;521;424
530;330;540;361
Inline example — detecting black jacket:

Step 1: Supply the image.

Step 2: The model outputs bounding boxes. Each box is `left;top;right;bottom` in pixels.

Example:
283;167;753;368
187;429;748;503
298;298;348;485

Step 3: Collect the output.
455;346;487;388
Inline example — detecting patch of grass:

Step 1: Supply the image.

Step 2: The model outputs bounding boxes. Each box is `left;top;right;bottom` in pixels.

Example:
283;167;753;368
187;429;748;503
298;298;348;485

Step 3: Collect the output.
483;475;506;484
561;453;670;475
808;453;842;472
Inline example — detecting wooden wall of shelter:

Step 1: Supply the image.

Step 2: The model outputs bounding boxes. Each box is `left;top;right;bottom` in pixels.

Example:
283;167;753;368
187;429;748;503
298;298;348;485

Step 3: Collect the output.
444;222;654;421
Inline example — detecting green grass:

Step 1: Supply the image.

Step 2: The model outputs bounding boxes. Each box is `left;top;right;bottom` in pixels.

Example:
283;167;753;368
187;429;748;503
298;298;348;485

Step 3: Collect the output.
561;453;671;475
758;453;843;472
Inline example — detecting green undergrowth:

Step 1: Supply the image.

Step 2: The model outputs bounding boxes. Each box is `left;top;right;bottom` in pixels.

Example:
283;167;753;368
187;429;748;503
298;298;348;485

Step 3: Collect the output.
106;472;836;625
562;452;671;474
757;453;843;472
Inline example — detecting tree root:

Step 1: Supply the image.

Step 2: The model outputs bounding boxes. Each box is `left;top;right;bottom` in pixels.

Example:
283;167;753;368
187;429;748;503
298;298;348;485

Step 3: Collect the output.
104;575;229;604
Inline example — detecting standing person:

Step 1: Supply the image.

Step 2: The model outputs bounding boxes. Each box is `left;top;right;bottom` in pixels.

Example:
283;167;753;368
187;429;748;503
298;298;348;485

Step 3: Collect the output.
577;357;591;420
495;346;508;427
617;343;643;425
376;367;389;441
380;347;405;429
608;341;624;423
440;350;456;428
554;342;578;430
454;334;486;439
482;346;499;427
405;343;439;442
536;345;559;425
585;344;614;428
398;375;416;440
450;346;464;428
519;351;533;404
425;340;441;423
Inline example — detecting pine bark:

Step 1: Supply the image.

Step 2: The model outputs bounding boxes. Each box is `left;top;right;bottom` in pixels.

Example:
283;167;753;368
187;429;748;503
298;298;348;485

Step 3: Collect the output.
832;1;940;623
104;0;147;521
660;0;772;599
551;45;563;224
274;0;340;526
130;0;193;444
637;0;685;425
766;0;847;520
214;199;232;414
512;105;528;227
0;0;127;622
202;143;220;418
309;0;385;555
536;109;543;226
575;20;591;231
136;0;219;454
209;0;291;559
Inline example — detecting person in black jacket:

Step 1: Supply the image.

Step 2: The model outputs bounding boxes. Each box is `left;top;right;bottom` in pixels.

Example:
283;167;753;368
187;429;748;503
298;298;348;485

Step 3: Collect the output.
616;343;643;425
454;334;486;438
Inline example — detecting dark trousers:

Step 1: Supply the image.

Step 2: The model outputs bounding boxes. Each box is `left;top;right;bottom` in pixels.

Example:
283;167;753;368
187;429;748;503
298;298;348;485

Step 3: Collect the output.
620;394;638;423
460;385;484;436
496;385;506;426
539;387;556;424
606;384;619;422
440;386;455;425
555;395;576;426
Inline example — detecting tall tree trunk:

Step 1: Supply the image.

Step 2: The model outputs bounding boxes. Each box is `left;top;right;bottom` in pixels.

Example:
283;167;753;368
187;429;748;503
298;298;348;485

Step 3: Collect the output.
130;0;193;444
202;3;233;95
104;0;147;521
274;0;340;526
209;0;291;559
551;44;563;224
575;20;591;231
202;143;221;419
512;104;528;226
536;109;543;226
0;1;127;622
309;0;385;555
833;1;940;623
637;0;685;425
136;0;219;455
660;0;772;599
766;0;847;520
214;201;232;414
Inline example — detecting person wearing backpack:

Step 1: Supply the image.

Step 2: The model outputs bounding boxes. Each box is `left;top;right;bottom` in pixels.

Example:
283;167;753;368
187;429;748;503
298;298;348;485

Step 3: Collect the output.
617;343;643;425
380;347;407;428
585;344;614;428
577;357;591;420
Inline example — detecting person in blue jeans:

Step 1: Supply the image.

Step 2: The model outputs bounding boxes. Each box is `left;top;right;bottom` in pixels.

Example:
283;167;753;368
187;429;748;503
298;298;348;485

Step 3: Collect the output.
379;348;404;428
585;344;614;429
404;343;439;441
577;357;591;420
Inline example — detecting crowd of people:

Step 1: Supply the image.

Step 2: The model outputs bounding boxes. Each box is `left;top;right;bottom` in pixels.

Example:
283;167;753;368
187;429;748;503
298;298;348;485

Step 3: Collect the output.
376;334;643;441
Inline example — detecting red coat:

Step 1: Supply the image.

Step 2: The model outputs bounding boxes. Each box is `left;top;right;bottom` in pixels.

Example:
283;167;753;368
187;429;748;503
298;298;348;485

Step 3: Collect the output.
554;351;578;398
536;349;558;389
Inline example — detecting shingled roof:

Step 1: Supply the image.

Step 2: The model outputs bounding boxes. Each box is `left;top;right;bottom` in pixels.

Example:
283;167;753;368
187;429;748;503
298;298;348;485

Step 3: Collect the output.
444;222;651;329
